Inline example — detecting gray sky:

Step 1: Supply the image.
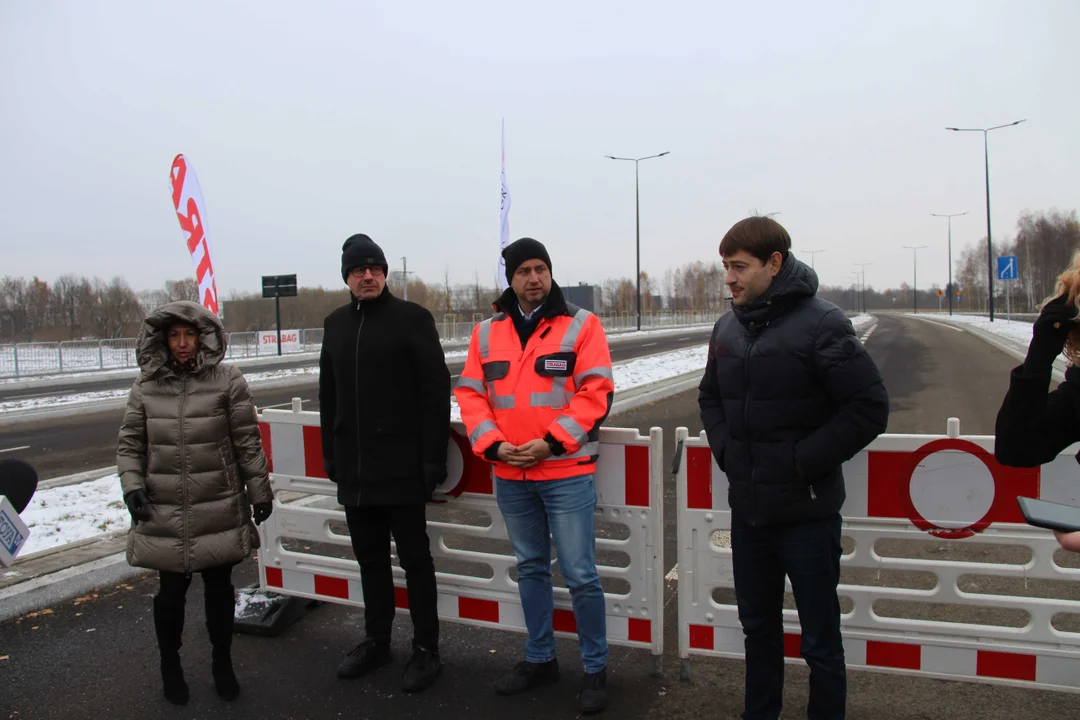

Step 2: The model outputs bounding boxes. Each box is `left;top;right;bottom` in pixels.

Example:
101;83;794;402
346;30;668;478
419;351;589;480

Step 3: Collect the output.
3;0;1078;297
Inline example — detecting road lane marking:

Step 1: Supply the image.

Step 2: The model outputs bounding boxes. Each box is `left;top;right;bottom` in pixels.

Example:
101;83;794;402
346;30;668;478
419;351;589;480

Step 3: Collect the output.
665;564;679;582
914;317;964;332
859;322;878;343
0;445;30;454
642;342;658;347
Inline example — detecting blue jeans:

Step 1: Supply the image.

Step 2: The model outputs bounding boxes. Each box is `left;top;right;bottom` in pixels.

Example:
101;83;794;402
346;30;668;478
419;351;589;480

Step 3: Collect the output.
731;511;846;720
495;474;608;673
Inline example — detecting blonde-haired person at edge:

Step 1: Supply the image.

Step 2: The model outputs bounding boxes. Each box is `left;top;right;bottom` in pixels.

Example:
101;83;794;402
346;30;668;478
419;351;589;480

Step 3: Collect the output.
117;301;274;706
995;251;1080;553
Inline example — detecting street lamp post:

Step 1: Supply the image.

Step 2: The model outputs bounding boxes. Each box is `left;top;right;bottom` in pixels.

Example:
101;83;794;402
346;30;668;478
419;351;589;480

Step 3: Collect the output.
606;152;670;331
903;245;928;314
930;212;968;316
855;263;872;313
400;257;414;301
946;120;1026;322
804;249;825;270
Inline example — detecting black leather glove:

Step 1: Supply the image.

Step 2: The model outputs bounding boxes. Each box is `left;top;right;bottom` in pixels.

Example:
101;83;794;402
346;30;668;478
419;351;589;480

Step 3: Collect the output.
1025;295;1076;373
422;462;447;497
323;459;337;483
123;489;152;523
252;502;273;525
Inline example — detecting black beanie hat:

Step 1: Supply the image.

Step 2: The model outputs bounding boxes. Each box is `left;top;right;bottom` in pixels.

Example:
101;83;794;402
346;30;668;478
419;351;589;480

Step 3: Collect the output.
502;237;552;285
341;234;388;281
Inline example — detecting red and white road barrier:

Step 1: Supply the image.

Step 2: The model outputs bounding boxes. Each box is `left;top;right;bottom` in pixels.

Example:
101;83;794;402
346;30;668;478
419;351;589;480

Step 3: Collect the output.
256;404;665;670
675;419;1080;692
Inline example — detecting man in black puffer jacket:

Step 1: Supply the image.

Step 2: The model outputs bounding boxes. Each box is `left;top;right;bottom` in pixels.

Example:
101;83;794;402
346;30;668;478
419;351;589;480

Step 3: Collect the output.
698;217;888;720
319;233;450;694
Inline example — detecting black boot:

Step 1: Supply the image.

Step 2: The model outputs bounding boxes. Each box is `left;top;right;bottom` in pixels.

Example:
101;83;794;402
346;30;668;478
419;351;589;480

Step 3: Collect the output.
153;595;189;706
205;582;240;701
578;669;608;714
401;643;442;692
494;659;561;695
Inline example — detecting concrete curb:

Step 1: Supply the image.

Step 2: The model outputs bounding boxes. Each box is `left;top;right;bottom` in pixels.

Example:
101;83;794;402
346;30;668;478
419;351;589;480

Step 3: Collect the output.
0;367;706;620
0;551;149;624
39;466;118;489
611;369;704;415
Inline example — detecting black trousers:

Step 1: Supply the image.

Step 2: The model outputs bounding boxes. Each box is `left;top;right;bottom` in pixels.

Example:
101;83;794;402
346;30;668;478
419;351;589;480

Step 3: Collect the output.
731;512;846;720
344;505;439;650
154;564;236;657
157;564;234;608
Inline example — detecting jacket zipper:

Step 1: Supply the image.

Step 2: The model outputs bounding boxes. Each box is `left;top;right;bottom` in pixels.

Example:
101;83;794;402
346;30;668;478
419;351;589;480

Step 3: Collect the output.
743;333;756;524
354;300;365;504
518;318;549;482
179;376;191;572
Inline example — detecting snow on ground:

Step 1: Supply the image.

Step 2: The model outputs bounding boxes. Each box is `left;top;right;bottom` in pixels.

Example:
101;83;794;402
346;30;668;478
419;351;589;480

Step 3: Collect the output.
925;313;1035;348
19;475;128;556
0;388;134;414
18;341;711;556
851;314;875;332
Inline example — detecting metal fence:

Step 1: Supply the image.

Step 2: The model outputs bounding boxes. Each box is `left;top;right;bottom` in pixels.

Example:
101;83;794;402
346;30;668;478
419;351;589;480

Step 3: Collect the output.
0;313;716;379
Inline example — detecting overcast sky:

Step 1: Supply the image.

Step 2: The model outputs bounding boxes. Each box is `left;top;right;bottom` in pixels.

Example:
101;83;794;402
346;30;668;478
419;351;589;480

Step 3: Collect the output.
3;1;1078;298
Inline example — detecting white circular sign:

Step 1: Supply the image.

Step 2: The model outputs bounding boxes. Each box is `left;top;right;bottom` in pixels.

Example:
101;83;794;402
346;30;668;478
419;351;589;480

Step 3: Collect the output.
440;436;465;494
909;449;995;529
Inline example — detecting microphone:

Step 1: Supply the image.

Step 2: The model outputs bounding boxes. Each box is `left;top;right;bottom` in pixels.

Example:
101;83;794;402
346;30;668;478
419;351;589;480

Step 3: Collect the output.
0;458;38;514
0;458;37;567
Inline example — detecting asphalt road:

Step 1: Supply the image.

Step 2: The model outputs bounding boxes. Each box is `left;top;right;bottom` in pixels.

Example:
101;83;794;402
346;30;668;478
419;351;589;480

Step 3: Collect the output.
0;329;712;481
3;312;1077;719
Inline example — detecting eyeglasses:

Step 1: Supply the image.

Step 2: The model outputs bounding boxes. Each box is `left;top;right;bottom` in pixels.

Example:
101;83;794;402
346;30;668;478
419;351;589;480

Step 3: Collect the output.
349;265;384;278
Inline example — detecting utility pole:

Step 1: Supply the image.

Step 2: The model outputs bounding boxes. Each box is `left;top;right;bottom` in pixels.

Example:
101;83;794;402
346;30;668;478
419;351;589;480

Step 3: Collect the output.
400;257;414;301
902;246;928;314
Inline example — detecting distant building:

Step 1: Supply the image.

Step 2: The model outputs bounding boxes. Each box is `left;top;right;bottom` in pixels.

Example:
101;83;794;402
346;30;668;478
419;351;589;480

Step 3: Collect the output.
564;283;601;313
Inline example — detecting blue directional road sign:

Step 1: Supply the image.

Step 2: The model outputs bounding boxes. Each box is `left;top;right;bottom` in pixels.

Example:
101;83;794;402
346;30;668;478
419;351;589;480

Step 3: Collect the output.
997;255;1018;281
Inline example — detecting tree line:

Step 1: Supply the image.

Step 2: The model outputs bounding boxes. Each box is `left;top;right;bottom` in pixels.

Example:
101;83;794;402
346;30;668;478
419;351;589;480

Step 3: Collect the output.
3;209;1075;342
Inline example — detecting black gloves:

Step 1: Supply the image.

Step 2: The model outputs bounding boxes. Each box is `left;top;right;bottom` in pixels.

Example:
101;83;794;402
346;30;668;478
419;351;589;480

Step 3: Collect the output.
1025;295;1077;374
422;462;447;498
124;489;152;523
252;502;273;525
323;459;337;483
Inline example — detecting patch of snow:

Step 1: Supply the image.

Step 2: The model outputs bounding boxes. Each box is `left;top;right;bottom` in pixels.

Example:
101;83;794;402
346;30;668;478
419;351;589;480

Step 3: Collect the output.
927;314;1035;348
234;589;281;618
19;475;128;556
850;314;875;332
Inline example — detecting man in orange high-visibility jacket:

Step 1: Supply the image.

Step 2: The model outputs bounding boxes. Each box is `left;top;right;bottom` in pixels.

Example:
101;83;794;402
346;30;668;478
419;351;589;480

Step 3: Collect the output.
455;237;615;715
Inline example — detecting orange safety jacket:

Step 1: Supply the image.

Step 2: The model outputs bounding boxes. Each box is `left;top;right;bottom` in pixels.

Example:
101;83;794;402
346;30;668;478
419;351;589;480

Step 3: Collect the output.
454;282;614;481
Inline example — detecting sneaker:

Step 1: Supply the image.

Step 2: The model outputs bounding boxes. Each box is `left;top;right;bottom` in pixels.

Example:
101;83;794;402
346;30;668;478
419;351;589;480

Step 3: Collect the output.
494;659;561;695
401;644;442;692
578;669;608;714
337;639;391;680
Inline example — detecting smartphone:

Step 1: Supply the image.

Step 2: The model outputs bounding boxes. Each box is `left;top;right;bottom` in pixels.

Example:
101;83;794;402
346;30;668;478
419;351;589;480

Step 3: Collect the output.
1016;497;1080;533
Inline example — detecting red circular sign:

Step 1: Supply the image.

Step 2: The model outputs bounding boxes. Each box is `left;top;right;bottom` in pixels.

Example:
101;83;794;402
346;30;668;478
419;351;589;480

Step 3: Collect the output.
895;438;999;539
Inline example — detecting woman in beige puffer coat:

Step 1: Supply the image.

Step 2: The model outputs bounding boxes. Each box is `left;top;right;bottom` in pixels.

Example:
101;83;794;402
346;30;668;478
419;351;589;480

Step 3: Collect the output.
116;300;273;706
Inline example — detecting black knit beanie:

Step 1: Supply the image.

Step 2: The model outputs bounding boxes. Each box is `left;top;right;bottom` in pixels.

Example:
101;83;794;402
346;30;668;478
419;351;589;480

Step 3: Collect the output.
502;237;552;285
341;234;388;281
